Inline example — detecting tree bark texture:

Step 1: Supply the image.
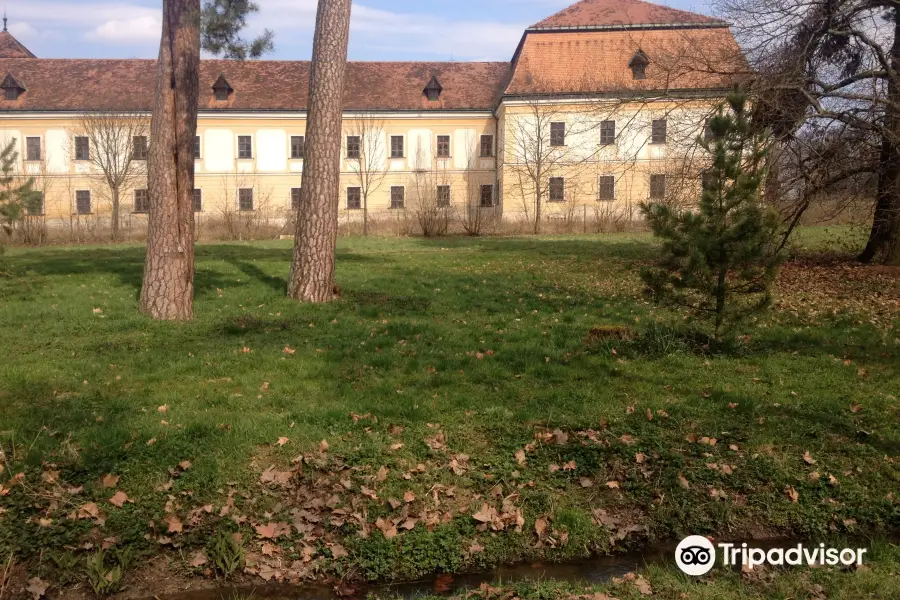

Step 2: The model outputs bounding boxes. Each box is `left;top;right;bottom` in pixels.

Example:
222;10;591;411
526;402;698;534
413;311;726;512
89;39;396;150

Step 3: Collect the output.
860;10;900;265
140;0;200;320
111;188;120;241
288;0;352;302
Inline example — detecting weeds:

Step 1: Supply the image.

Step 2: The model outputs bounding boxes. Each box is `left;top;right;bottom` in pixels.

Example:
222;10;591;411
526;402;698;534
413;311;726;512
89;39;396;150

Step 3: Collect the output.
208;530;245;579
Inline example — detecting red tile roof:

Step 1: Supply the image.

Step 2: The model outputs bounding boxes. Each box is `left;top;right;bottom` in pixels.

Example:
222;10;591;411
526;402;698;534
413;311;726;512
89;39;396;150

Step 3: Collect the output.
0;31;36;59
531;0;722;30
0;59;510;112
506;28;745;95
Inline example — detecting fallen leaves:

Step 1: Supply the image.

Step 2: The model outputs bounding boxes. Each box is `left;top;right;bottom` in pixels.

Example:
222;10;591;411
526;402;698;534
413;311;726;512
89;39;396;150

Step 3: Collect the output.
100;474;120;489
165;514;184;533
255;522;291;540
514;449;526;465
189;551;208;568
786;485;799;503
108;491;129;508
803;451;816;465
26;577;49;600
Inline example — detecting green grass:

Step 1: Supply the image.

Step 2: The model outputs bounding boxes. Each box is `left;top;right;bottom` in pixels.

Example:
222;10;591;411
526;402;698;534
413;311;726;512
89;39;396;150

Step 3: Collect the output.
0;227;898;594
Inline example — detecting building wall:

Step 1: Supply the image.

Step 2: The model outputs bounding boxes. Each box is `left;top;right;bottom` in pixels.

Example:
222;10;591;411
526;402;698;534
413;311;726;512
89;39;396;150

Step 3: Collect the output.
497;98;719;221
0;113;499;228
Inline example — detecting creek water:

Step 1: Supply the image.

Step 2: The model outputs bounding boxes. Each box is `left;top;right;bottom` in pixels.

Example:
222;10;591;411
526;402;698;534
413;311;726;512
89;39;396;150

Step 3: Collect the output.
150;543;675;600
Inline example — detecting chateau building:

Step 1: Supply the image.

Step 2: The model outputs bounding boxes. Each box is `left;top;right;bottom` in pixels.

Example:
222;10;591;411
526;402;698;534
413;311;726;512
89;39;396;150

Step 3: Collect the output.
0;0;742;233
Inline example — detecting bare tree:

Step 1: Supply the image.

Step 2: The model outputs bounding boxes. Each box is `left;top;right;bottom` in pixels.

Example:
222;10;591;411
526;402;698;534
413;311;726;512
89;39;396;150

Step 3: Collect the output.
71;112;148;241
345;113;388;235
408;143;452;237
288;0;352;303
717;0;900;264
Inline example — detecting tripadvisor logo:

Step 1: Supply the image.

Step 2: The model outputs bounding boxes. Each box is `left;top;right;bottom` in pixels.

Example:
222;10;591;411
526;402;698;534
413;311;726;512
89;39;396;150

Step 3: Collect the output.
675;536;869;576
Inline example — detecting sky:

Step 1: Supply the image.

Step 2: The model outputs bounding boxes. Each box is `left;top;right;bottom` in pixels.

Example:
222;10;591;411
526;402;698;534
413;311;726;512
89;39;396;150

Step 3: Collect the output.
7;0;717;62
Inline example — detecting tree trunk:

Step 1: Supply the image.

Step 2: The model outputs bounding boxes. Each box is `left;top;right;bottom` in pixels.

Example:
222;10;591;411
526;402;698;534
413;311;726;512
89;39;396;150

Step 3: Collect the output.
111;188;120;241
140;0;200;320
363;195;369;236
534;191;542;235
860;10;900;265
288;0;352;302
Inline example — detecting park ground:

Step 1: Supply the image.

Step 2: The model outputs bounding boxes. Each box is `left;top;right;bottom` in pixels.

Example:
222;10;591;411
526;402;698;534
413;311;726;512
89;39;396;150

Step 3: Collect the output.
0;228;898;598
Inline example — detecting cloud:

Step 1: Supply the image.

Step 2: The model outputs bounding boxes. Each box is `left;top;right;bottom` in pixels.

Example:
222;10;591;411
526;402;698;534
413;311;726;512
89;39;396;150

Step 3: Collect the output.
85;16;161;44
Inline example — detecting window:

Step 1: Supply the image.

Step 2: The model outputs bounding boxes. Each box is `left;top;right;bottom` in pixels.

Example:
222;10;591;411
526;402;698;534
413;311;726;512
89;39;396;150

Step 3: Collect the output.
133;136;148;161
437;185;450;207
238;188;254;211
27;191;44;216
549;177;565;202
480;135;494;158
4;88;16;101
550;122;566;147
346;136;361;159
193;136;201;159
390;136;404;158
480;184;494;207
600;121;616;145
75;136;90;161
25;137;41;161
598;176;616;201
215;88;229;101
291;187;302;211
192;189;202;212
291;136;305;159
390;186;405;209
75;190;91;214
651;119;667;144
703;121;715;143
347;187;361;210
649;174;667;199
237;135;253;159
134;189;150;213
436;135;450;158
632;63;646;80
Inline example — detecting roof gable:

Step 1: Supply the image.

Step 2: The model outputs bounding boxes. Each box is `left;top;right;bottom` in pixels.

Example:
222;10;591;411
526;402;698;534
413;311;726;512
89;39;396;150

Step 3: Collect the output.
530;0;723;30
0;30;36;59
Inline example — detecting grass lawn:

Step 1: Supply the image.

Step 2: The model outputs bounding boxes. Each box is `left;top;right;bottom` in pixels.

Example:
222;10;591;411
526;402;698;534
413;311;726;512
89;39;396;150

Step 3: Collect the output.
0;228;898;597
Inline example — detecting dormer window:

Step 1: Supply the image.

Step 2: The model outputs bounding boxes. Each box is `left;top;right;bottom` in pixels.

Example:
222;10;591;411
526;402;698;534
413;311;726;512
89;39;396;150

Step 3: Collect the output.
212;74;234;101
629;49;649;81
423;75;443;102
1;73;25;101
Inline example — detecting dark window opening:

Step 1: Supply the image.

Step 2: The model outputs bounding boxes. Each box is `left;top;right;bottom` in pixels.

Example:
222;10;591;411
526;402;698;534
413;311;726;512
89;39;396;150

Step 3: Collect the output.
650;174;667;200
598;176;616;201
192;189;202;212
550;122;566;147
632;63;646;80
193;136;201;159
238;188;254;211
134;189;150;213
133;136;148;161
291;187;302;211
479;184;494;207
703;121;715;143
437;185;450;207
291;136;305;159
347;187;361;210
480;135;494;158
25;137;41;161
75;190;91;214
390;136;404;159
238;136;253;159
436;135;450;158
549;177;565;202
75;137;90;161
390;186;405;209
600;120;616;145
347;136;361;159
4;87;17;101
27;191;44;216
424;76;443;101
651;119;667;144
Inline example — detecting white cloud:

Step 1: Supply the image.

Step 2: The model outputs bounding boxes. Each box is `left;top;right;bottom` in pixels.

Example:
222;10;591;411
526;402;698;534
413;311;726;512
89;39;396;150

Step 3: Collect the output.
85;16;161;44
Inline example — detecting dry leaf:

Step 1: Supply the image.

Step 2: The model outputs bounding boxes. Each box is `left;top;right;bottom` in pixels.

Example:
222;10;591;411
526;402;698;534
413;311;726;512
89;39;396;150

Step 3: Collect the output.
189;551;208;567
101;474;120;489
283;346;296;355
535;517;549;536
606;481;620;489
786;486;799;503
403;490;416;503
26;577;49;600
579;477;594;488
803;451;816;465
108;491;128;507
166;515;183;533
376;465;389;482
157;404;169;413
276;437;289;447
514;449;526;465
677;474;690;489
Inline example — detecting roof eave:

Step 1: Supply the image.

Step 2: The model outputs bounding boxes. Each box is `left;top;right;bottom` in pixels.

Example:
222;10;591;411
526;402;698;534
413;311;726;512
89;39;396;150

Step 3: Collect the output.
526;21;731;33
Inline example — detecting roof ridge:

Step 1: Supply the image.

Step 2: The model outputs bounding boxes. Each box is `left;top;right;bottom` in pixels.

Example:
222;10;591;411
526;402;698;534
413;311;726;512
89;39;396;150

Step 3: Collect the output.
530;0;719;30
0;30;36;59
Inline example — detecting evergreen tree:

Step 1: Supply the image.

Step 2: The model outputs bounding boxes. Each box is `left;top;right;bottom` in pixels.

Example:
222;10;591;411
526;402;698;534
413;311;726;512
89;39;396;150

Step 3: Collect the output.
640;92;783;338
0;138;37;243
